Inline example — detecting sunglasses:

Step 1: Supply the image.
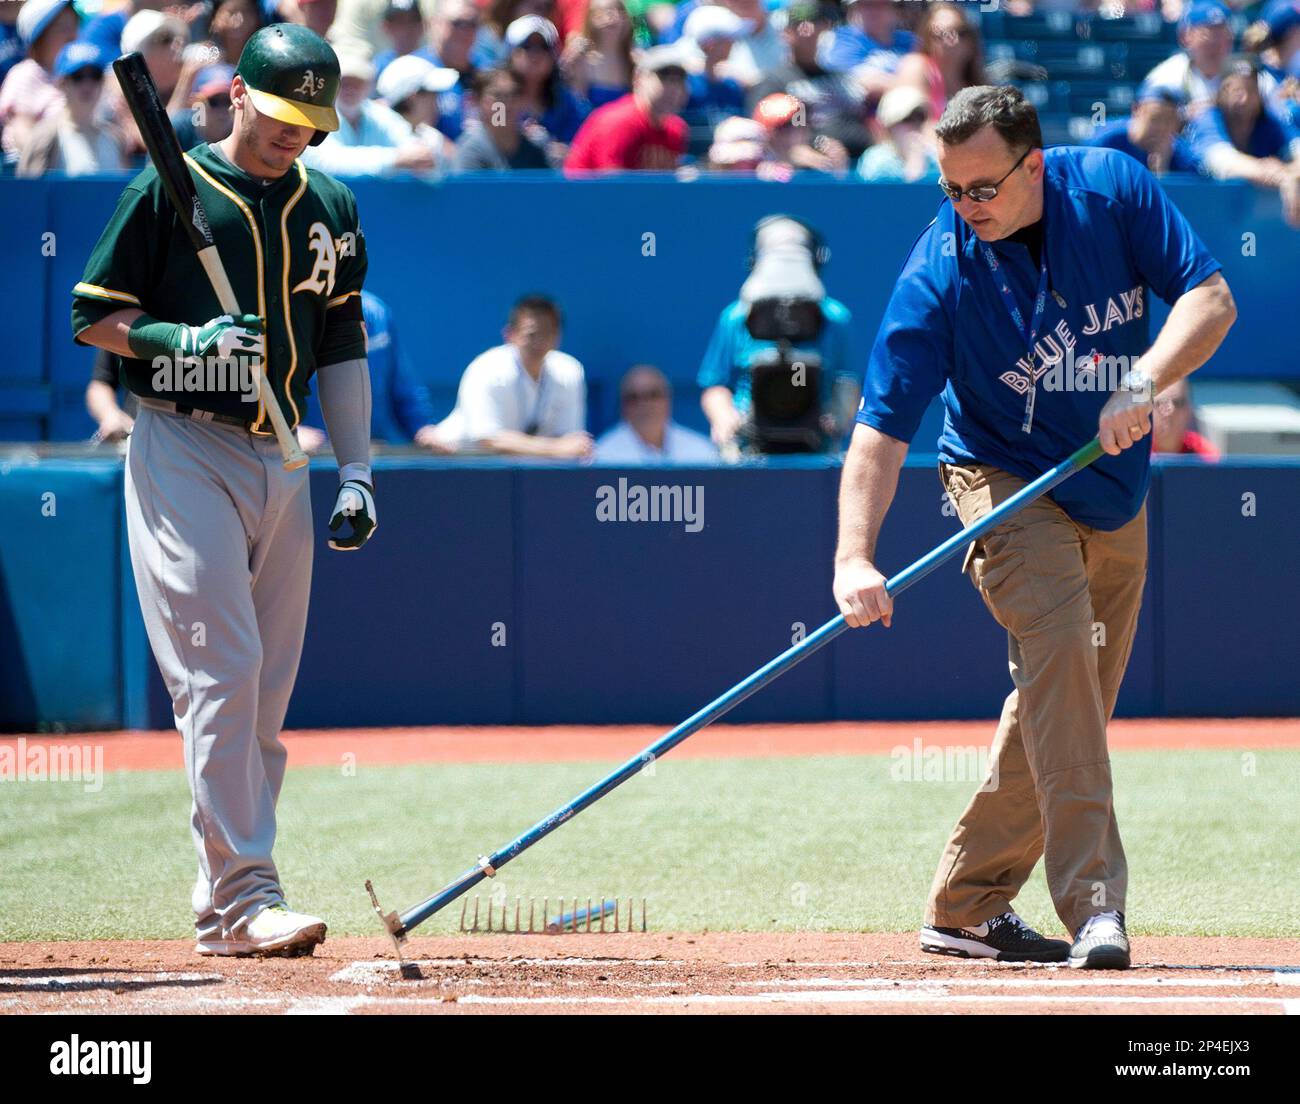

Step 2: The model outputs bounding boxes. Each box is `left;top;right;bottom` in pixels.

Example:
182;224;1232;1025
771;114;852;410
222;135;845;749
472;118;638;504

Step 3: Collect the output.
450;18;478;29
518;38;553;53
938;146;1031;203
624;388;667;403
66;68;104;84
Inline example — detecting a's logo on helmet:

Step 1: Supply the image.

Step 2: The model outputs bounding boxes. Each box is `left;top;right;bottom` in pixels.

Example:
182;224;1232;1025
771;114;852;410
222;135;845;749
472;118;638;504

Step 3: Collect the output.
295;70;327;99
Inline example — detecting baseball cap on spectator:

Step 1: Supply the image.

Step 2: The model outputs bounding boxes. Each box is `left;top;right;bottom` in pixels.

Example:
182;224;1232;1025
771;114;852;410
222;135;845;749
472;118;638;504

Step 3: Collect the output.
1264;0;1300;44
505;15;560;53
1219;53;1261;81
753;92;803;130
708;115;767;164
338;48;377;82
1134;80;1188;108
682;6;753;43
18;0;76;48
53;40;110;79
876;85;928;128
638;41;699;76
377;54;459;106
121;10;187;56
193;64;236;101
1179;0;1231;33
384;0;423;16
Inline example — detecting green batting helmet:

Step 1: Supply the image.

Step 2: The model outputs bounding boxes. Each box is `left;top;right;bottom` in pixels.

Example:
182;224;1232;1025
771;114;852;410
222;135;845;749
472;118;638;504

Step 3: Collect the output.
235;23;340;144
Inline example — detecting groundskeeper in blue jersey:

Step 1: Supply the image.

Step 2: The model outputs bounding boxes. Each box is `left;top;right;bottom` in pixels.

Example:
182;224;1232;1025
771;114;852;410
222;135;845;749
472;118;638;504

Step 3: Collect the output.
857;145;1221;530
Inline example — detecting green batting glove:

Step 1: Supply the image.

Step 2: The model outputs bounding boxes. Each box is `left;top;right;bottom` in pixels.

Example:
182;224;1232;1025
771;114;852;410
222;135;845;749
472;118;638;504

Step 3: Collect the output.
328;479;377;551
128;313;265;364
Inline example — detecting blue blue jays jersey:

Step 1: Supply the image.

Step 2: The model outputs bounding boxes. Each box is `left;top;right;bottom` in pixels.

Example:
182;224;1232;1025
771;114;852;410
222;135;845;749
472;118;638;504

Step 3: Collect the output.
858;146;1221;529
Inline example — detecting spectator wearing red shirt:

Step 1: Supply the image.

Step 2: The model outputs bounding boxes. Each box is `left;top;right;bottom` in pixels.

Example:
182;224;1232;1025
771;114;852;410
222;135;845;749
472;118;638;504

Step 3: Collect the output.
565;41;690;171
1153;378;1221;459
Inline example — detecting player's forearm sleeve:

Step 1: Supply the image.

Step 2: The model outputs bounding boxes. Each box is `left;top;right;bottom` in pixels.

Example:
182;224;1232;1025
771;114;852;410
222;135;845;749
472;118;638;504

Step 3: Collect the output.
316;357;373;485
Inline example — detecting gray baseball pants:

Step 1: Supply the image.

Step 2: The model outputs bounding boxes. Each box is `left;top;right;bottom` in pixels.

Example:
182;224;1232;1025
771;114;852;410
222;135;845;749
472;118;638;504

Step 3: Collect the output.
124;402;313;940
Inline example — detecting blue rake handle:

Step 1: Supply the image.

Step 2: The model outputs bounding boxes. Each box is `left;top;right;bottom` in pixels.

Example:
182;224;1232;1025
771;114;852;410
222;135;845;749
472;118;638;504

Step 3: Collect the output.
371;437;1104;943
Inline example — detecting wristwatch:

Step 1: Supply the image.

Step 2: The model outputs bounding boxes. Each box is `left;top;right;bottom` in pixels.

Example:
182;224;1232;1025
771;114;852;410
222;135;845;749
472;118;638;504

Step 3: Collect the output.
1121;368;1154;404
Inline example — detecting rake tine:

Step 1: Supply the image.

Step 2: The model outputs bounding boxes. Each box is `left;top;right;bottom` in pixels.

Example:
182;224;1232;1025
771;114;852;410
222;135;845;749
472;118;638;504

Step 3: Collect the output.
614;898;620;933
641;898;646;933
586;897;592;933
459;897;468;932
600;897;607;932
515;896;521;934
543;897;549;931
472;896;479;933
528;898;535;934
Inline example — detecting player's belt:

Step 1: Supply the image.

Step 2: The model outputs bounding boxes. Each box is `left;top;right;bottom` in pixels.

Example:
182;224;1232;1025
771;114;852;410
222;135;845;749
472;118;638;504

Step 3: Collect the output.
138;397;256;431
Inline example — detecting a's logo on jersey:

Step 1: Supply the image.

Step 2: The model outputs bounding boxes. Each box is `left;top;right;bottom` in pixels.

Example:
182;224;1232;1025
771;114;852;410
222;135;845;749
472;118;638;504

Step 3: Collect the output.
292;222;338;297
295;70;326;98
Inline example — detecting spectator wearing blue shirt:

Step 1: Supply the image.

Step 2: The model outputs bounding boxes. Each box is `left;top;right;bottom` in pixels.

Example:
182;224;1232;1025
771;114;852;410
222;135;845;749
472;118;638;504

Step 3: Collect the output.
698;217;856;454
835;86;1235;970
679;5;748;133
819;0;915;96
301;291;446;451
505;14;590;156
1086;84;1201;175
1258;0;1300;130
1184;55;1300;225
374;0;430;76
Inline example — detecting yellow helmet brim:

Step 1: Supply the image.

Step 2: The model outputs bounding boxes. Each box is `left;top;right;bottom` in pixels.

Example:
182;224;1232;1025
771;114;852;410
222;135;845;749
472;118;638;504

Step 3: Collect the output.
246;86;339;133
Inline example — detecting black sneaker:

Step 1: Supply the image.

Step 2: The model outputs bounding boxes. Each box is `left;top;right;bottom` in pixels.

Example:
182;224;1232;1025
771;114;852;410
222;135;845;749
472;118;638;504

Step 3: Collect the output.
921;910;1070;963
1069;910;1130;970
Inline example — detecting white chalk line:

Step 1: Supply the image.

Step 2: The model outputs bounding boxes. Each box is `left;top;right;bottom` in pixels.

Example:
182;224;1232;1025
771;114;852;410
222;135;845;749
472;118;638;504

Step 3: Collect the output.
0;972;216;990
738;975;1271;990
332;958;1299;985
269;991;1287;1012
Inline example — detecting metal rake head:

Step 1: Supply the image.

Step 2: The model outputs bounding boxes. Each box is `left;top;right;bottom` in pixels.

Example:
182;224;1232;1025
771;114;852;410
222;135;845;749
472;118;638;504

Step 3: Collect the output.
458;895;647;934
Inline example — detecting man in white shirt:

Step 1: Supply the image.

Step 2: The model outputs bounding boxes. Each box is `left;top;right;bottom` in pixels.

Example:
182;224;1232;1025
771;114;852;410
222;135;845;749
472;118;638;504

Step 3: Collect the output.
596;365;718;464
436;295;593;458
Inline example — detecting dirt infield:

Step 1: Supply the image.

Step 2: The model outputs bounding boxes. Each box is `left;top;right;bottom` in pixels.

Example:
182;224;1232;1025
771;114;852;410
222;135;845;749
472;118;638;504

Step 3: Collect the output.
3;934;1297;1015
6;718;1299;772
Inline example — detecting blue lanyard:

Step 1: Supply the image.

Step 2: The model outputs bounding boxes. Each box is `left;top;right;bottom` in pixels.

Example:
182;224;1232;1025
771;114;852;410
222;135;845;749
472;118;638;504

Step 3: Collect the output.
980;241;1049;435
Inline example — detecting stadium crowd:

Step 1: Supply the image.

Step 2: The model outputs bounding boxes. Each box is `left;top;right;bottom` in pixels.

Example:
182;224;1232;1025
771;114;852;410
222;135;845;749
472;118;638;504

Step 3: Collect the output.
6;0;1270;460
2;0;1299;191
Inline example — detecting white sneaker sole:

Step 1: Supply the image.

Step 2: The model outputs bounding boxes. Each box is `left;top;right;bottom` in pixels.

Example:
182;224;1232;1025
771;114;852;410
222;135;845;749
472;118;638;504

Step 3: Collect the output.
195;921;326;958
919;927;1000;959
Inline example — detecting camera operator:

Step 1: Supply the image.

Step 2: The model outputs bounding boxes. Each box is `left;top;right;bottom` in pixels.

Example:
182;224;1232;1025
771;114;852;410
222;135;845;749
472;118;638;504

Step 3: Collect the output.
698;216;858;456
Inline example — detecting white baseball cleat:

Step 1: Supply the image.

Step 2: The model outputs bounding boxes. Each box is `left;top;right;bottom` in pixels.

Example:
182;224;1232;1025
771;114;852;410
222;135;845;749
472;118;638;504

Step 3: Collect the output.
195;905;327;957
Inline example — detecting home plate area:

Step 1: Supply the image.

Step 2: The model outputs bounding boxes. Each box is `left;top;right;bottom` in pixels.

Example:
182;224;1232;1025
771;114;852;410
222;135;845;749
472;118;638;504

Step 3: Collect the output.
4;934;1298;1015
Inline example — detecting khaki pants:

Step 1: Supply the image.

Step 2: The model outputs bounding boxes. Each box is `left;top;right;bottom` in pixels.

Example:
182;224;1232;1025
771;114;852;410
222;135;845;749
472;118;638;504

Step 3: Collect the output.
924;462;1147;936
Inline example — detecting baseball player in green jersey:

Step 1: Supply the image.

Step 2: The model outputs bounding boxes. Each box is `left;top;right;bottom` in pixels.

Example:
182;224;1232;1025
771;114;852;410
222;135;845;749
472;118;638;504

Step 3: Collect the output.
72;24;377;958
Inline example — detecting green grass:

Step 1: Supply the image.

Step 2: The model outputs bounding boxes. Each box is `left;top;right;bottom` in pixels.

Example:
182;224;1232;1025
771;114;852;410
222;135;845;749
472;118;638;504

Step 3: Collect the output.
2;750;1297;940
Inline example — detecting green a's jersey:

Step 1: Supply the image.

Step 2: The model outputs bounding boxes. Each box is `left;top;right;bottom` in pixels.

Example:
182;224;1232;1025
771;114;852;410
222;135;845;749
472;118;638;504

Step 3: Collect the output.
71;141;368;433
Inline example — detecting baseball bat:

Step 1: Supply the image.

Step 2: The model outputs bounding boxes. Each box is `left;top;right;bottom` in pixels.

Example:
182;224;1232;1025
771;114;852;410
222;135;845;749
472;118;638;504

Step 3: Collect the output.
112;52;308;471
366;437;1107;956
